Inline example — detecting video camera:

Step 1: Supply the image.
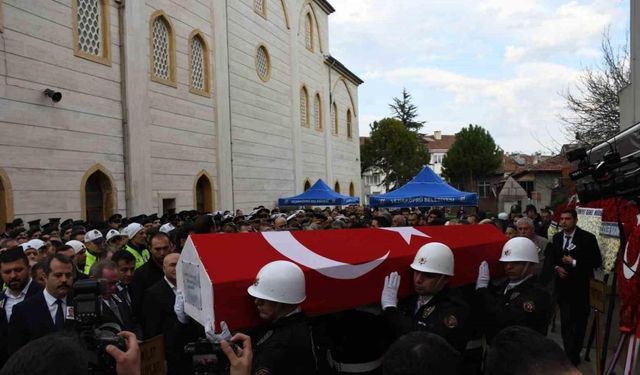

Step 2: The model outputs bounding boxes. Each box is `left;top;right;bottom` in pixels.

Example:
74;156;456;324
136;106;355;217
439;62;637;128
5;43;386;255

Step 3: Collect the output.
567;147;640;204
72;279;127;375
184;337;240;375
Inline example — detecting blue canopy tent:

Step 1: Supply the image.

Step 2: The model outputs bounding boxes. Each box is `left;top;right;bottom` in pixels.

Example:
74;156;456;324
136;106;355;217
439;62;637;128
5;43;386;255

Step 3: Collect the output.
278;179;360;206
369;167;478;208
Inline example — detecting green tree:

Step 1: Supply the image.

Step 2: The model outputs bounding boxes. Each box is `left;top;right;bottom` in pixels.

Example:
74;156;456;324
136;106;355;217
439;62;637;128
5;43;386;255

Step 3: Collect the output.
361;118;430;189
389;88;426;131
442;125;503;191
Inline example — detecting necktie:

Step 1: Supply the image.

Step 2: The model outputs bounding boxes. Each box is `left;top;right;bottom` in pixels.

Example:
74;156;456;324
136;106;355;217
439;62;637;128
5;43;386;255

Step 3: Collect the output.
108;299;123;323
564;236;572;254
54;299;64;331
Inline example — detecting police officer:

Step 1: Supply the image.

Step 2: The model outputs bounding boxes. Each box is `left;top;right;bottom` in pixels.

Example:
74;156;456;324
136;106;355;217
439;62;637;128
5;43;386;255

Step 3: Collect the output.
380;242;470;353
476;237;552;343
83;229;107;275
241;260;319;375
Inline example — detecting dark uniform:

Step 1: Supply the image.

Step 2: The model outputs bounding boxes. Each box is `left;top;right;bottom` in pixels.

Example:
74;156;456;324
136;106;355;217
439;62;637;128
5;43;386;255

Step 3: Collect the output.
382;287;470;353
250;311;319;375
477;275;552;343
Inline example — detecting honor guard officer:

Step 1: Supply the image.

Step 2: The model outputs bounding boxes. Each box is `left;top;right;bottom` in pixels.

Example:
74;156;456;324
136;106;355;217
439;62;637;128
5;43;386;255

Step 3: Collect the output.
476;237;552;343
380;242;470;353
200;260;319;375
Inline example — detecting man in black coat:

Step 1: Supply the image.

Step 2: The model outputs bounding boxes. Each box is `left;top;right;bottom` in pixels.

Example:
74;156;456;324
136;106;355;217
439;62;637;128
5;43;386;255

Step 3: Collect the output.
476;237;552;344
132;232;172;296
7;253;75;355
0;247;43;367
552;208;602;365
381;242;470;353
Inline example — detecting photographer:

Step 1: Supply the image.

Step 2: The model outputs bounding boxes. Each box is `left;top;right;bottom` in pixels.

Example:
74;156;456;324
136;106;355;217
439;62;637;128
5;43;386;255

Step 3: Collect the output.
0;330;141;375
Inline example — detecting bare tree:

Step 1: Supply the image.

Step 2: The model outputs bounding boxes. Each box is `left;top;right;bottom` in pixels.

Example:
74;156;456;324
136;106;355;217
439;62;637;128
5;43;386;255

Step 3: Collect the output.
560;29;630;145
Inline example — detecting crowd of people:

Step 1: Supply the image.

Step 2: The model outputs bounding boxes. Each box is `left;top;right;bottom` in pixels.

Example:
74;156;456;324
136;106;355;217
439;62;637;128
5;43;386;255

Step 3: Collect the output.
0;203;600;374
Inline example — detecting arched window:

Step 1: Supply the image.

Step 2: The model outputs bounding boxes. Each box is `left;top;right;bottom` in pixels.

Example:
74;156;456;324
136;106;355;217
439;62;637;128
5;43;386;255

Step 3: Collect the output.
332;102;338;135
346;109;353;138
150;11;176;86
73;0;111;65
300;86;309;127
0;168;14;232
194;172;214;213
313;94;322;130
82;168;115;222
349;182;355;197
304;13;313;51
304;180;311;191
189;31;210;96
254;0;266;18
334;181;341;193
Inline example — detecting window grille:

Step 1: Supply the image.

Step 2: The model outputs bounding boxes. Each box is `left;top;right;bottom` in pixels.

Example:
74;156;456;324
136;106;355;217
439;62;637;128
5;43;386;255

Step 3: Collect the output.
152;17;170;80
77;0;102;56
255;0;266;16
256;45;271;81
332;103;338;135
314;95;322;129
191;36;205;91
300;87;309;127
347;109;352;138
305;14;313;51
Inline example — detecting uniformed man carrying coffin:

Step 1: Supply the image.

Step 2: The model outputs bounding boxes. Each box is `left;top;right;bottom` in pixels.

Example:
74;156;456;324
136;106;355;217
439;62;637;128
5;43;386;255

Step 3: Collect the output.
475;237;552;344
380;242;470;353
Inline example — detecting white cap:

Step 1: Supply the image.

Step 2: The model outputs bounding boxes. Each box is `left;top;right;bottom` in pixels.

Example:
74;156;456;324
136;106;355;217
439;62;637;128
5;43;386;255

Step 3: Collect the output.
410;242;455;276
66;240;87;255
22;239;45;252
499;237;539;263
106;229;126;242
159;223;175;234
247;261;306;304
497;212;509;220
85;229;104;243
124;223;143;238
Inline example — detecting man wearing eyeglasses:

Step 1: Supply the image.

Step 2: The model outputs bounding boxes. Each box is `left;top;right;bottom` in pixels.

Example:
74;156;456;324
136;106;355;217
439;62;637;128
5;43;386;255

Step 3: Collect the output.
90;260;137;333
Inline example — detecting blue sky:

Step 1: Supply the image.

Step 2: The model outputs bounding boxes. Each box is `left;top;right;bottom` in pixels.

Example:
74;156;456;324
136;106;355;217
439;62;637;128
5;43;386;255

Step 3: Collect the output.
328;0;629;153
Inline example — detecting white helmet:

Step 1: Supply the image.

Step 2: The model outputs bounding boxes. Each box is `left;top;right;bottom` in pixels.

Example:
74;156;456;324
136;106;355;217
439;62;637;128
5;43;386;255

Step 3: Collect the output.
410;242;455;276
247;261;306;304
499;237;539;263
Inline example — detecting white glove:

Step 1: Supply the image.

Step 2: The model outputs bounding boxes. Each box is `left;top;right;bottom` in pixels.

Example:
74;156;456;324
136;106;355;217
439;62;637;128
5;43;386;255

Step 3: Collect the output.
205;320;232;343
174;290;188;324
381;272;401;309
476;261;490;290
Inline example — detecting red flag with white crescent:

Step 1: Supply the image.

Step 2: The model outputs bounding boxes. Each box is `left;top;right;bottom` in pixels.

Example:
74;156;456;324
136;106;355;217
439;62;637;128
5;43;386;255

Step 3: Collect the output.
178;225;506;329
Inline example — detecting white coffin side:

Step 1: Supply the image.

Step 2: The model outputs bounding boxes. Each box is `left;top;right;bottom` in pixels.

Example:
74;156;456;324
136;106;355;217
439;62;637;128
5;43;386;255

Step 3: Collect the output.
176;236;214;327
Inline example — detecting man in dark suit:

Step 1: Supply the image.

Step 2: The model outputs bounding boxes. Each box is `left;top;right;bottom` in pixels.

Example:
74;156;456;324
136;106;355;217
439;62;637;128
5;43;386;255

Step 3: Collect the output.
143;253;186;374
0;247;43;366
7;253;75;355
89;259;138;334
132;232;172;296
552;208;602;365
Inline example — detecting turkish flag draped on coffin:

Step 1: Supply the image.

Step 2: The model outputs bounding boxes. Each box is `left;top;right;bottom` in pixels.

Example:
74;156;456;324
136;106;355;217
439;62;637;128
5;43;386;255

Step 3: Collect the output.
176;225;507;330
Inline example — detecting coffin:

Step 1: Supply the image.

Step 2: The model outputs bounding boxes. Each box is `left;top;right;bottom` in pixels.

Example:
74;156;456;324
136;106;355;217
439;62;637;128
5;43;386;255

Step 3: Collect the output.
176;225;507;329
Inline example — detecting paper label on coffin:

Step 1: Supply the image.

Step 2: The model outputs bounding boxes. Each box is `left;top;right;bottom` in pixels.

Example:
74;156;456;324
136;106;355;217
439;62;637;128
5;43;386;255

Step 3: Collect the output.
176;225;506;330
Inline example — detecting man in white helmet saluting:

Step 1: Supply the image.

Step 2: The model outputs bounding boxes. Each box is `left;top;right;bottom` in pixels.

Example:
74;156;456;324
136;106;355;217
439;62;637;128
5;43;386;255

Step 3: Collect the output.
476;237;552;343
380;242;470;352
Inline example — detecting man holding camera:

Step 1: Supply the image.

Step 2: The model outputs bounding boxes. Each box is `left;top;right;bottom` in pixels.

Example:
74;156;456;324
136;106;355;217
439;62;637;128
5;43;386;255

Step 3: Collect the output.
552;208;602;365
7;253;75;354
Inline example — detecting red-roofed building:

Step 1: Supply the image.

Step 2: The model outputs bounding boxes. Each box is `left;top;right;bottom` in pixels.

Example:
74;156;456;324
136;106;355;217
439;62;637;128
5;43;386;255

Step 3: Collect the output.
423;131;457;176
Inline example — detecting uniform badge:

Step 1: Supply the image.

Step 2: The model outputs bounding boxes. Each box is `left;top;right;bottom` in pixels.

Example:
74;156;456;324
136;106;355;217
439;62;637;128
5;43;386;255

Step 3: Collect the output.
253;278;260;287
444;314;458;329
503;249;511;256
523;301;535;313
421;305;436;319
418;257;427;265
